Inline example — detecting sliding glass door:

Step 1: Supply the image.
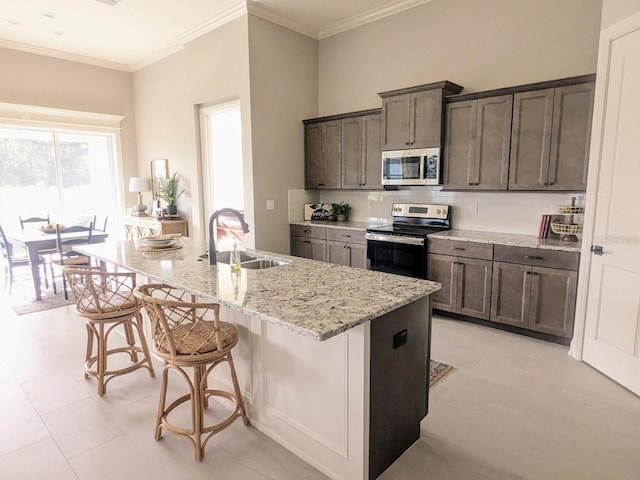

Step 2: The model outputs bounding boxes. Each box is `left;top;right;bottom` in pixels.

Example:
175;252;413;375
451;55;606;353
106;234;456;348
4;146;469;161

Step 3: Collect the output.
0;126;118;229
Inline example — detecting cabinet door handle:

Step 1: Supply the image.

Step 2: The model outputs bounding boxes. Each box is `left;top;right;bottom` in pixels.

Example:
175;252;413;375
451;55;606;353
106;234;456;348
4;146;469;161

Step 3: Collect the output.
304;240;311;244
343;234;351;238
318;183;325;186
453;247;466;251
524;255;543;260
303;230;311;233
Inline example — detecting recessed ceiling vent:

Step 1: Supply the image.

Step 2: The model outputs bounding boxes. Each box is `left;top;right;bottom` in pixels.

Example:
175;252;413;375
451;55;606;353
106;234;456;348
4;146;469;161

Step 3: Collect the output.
93;0;121;6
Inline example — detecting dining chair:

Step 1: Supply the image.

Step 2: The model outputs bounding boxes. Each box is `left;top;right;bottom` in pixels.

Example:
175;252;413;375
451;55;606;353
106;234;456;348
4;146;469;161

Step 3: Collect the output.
19;214;56;283
0;224;48;294
49;223;94;299
92;215;109;233
64;266;155;395
134;283;248;461
19;215;50;230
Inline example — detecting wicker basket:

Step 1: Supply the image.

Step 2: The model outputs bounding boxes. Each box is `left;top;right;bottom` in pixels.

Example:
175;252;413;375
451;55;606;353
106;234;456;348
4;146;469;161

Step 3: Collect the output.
557;206;585;215
550;223;583;235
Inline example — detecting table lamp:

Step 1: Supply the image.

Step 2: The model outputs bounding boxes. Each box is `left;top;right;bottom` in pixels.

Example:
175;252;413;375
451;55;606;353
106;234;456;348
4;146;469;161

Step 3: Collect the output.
129;177;151;216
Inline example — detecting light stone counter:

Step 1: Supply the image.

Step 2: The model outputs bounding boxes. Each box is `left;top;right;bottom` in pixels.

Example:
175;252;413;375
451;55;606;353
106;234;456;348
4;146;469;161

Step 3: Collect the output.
76;238;441;341
427;229;582;252
290;220;383;231
290;222;581;252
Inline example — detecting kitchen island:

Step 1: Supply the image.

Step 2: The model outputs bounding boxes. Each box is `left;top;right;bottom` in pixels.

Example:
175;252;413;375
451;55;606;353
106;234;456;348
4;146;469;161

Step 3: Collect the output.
76;238;441;480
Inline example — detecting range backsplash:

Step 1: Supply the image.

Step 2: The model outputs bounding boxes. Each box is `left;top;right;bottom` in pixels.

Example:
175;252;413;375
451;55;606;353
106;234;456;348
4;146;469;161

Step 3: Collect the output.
288;188;585;236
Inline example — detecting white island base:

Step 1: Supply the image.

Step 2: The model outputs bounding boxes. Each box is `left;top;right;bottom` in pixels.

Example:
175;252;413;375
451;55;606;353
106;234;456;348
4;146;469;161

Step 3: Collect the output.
215;296;431;480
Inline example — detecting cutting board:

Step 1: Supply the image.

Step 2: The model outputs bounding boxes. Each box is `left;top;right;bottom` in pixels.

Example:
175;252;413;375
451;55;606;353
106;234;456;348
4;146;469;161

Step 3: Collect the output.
304;203;335;221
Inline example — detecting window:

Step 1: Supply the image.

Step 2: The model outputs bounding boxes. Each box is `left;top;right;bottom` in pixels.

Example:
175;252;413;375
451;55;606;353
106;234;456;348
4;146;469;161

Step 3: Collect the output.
0;126;119;228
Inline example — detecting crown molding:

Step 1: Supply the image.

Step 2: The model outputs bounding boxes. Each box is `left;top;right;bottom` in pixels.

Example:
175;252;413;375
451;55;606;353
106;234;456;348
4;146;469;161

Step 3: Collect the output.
318;0;433;39
0;39;131;72
0;0;434;72
247;2;318;39
0;101;125;129
131;1;247;71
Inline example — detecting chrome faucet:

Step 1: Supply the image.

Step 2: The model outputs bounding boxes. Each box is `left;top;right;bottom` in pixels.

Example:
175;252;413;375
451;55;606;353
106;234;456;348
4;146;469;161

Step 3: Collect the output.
208;208;250;265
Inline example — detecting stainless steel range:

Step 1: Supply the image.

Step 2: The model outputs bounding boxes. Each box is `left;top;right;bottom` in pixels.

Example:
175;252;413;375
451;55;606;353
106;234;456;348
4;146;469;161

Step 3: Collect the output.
365;203;451;279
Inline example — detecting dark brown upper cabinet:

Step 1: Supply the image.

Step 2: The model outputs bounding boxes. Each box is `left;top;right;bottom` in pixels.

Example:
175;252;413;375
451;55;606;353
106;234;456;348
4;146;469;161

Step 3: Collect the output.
341;113;382;190
443;95;512;190
509;81;595;191
379;81;463;151
304;109;382;190
304;120;341;189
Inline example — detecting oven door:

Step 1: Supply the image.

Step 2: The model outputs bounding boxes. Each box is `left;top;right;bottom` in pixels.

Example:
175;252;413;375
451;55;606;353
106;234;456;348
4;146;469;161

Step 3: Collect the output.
365;233;427;279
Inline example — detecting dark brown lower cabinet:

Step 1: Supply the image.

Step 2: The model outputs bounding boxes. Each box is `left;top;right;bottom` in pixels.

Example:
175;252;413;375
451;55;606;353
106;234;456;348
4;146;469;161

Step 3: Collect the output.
326;228;367;269
428;239;494;320
290;224;327;262
491;259;578;339
326;240;366;269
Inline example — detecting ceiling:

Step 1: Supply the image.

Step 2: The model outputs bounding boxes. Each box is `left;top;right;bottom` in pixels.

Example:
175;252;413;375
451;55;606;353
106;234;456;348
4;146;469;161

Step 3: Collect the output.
0;0;431;71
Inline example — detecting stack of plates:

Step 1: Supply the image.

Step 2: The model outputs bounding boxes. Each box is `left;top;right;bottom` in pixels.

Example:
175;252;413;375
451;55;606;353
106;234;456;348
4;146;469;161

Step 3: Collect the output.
140;235;179;249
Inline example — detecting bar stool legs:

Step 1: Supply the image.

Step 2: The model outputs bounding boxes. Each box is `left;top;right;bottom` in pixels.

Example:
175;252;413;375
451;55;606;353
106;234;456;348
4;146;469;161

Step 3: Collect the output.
83;312;155;396
155;352;248;461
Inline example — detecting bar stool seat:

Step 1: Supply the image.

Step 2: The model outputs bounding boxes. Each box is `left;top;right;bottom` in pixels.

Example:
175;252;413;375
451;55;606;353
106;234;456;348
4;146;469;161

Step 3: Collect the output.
64;266;155;396
134;283;248;461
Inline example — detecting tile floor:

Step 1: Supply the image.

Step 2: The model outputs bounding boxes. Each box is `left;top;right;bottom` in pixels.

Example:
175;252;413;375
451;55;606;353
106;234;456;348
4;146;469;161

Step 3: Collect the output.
0;296;639;480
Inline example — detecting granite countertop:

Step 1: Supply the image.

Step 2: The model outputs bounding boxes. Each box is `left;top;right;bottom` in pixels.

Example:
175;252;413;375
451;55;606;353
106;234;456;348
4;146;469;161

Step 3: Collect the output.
290;220;384;231
427;229;582;252
290;222;582;253
76;238;441;341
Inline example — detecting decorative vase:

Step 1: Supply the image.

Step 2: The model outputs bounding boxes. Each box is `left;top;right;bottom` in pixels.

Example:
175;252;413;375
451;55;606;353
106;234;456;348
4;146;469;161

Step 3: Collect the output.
167;205;178;215
337;214;346;222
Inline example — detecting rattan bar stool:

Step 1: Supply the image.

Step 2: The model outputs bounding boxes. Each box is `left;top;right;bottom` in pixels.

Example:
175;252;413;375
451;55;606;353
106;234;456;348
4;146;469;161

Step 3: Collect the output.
64;266;155;396
134;283;248;461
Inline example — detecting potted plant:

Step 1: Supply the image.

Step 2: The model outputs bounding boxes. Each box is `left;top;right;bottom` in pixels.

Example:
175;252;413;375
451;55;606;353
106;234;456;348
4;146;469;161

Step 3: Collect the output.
331;202;352;222
158;172;185;215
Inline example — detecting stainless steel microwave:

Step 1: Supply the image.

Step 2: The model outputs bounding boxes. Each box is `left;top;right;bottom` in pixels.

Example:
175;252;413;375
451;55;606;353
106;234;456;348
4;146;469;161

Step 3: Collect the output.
381;148;441;186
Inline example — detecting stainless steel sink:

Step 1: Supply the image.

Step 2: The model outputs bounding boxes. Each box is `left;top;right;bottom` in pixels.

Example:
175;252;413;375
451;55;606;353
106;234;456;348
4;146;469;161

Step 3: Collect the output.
239;258;290;269
215;251;258;264
215;251;290;269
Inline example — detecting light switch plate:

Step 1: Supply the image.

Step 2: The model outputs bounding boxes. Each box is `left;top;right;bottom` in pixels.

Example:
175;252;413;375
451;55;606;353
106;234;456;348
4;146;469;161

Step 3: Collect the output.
266;200;274;210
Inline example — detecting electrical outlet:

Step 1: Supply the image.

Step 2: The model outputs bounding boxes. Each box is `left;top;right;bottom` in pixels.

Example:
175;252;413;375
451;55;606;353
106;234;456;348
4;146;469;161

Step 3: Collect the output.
266;200;274;210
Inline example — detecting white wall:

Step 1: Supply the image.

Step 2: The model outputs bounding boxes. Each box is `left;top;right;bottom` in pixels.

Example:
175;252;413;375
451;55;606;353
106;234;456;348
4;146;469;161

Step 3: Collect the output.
132;18;253;244
300;0;602;235
318;0;602;115
601;0;640;27
0;47;138;208
247;15;318;253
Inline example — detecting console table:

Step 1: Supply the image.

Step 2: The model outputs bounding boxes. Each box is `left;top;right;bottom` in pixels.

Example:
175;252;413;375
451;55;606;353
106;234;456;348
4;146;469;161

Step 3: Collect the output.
123;216;188;239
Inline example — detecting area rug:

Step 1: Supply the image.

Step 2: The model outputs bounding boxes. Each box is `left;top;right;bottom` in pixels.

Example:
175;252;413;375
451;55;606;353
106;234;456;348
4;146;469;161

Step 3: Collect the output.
3;281;73;315
429;359;453;386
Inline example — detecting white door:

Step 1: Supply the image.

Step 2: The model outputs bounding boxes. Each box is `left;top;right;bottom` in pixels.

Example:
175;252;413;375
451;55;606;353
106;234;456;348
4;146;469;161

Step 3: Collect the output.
579;16;640;395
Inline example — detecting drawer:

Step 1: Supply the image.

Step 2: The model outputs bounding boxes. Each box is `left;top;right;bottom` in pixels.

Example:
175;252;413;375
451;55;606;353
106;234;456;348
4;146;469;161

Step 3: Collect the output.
493;245;579;271
326;228;366;244
428;238;493;260
290;224;327;240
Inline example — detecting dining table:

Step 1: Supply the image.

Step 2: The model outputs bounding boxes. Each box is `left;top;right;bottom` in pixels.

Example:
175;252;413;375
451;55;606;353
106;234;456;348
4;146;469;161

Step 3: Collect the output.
8;229;109;300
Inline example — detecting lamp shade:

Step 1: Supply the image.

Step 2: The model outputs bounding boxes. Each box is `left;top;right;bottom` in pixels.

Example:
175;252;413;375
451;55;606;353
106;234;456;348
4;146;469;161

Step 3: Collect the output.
129;177;150;193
